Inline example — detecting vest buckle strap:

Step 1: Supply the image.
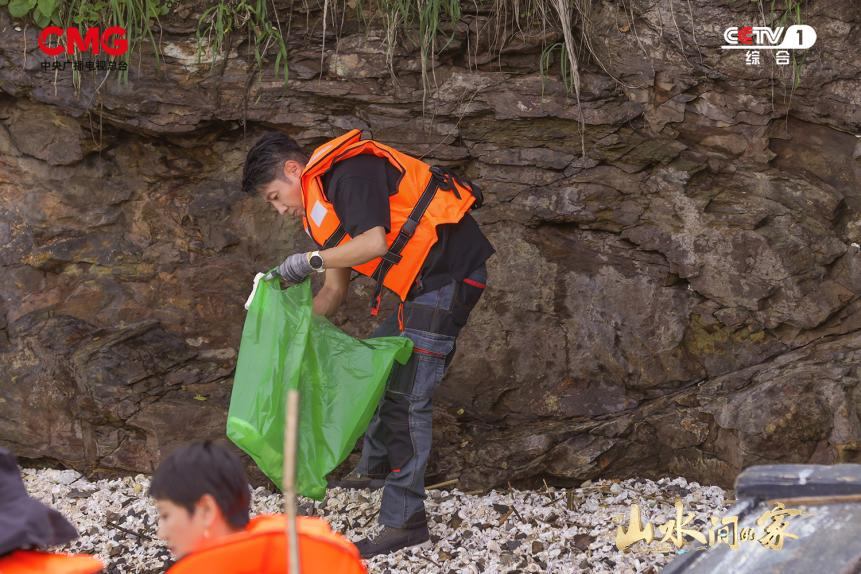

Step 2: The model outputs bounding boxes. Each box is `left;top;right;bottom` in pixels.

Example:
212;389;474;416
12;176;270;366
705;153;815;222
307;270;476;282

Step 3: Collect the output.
399;218;418;238
429;165;450;187
367;170;444;312
428;165;486;209
323;224;347;249
467;178;484;209
429;166;460;198
381;251;403;265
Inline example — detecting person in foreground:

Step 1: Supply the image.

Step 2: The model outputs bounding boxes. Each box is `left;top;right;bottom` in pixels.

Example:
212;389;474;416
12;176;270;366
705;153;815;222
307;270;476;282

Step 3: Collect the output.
150;440;365;573
0;447;104;573
241;129;494;557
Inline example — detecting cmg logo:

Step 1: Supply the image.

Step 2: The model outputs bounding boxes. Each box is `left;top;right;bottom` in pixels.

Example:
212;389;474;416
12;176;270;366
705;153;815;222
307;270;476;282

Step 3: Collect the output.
37;26;128;56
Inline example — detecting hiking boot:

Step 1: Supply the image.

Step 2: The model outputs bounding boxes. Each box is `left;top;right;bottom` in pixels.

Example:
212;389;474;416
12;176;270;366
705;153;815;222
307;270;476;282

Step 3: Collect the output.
354;524;431;558
327;469;386;490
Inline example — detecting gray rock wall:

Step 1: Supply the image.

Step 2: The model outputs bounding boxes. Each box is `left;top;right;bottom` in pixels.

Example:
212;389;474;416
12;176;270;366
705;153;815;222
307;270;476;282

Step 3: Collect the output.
1;1;859;488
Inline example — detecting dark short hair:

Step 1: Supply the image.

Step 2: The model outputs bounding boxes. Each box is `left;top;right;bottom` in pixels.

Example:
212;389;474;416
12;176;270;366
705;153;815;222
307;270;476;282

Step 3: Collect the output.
242;133;308;196
149;440;251;530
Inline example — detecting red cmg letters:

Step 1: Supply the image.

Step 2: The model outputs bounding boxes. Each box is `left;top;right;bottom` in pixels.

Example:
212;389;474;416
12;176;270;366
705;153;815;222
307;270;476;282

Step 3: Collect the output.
38;26;128;56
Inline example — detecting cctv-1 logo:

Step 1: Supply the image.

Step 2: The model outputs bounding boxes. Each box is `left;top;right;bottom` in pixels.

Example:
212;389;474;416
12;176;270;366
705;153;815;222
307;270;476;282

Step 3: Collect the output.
722;25;817;50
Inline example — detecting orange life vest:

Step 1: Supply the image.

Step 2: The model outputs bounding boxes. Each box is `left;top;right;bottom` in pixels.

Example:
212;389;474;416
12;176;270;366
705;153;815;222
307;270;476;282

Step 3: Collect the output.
0;550;103;574
300;129;483;317
167;515;366;574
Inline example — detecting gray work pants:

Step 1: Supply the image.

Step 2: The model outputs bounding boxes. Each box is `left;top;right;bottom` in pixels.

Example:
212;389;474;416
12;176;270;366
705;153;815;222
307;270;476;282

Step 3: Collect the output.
356;264;488;528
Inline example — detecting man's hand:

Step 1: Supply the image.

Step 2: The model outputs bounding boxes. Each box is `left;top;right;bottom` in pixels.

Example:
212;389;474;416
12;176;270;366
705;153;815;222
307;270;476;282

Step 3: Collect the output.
313;267;351;317
275;252;313;283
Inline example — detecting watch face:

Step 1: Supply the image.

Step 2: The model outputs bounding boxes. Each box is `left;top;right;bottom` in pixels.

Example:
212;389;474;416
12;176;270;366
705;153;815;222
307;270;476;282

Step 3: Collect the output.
310;255;324;270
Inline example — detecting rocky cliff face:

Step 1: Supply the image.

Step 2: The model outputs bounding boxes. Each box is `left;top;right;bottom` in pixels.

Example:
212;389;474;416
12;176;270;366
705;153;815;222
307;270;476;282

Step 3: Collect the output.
1;1;859;489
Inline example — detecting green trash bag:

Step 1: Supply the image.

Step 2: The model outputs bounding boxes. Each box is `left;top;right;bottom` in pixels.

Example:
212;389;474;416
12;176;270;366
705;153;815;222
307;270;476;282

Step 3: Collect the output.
227;275;413;499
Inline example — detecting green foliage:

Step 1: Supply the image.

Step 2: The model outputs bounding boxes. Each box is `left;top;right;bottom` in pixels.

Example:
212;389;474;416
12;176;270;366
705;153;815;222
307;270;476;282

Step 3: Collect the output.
540;41;574;94
2;0;584;98
417;0;460;98
770;0;804;25
2;0;173;85
770;0;807;89
363;0;462;99
358;0;582;102
195;0;289;86
8;0;38;21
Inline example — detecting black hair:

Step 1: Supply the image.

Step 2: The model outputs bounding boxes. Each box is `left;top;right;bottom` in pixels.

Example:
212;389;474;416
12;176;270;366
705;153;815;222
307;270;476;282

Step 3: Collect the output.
148;440;251;530
241;132;308;196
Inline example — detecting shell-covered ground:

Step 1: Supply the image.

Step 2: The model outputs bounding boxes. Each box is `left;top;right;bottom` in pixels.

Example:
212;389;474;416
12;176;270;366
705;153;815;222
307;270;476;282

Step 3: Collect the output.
22;469;729;573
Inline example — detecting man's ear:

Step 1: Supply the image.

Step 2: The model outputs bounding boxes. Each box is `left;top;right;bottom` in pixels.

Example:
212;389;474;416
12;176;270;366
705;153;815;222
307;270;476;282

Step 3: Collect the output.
282;159;302;179
195;494;221;526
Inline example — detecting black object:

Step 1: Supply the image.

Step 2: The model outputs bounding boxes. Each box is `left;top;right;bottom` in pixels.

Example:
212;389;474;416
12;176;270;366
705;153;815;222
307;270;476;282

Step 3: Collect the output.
309;253;324;271
0;447;79;555
327;469;386;490
662;463;861;574
734;464;861;500
354;523;431;558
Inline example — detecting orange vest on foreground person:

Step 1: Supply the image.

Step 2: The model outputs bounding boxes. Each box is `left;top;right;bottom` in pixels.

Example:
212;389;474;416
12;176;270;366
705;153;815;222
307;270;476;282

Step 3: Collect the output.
167;515;367;574
300;129;484;315
0;550;103;574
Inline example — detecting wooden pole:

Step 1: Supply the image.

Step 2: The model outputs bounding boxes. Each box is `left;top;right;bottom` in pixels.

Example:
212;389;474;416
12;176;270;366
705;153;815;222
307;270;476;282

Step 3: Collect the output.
283;388;300;574
426;478;459;491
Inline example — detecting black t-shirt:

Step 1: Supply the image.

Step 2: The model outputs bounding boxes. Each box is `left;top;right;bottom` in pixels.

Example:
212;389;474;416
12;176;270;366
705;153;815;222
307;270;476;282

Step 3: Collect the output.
320;154;495;295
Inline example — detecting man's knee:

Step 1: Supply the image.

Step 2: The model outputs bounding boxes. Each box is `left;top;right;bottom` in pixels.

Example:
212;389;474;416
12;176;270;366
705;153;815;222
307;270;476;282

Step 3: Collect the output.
380;392;413;470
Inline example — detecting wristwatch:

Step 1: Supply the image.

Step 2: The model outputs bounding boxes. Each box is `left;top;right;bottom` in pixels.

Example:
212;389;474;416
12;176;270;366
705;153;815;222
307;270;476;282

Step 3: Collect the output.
307;250;325;272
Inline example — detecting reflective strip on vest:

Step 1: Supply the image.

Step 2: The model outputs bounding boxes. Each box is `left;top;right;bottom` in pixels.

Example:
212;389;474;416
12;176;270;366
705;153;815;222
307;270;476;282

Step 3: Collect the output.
309;200;328;227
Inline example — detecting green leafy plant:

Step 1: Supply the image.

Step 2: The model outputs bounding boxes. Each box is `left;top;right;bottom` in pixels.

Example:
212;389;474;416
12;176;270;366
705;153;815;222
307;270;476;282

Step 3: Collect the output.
770;0;807;89
364;0;462;104
540;41;574;93
3;0;58;28
1;0;173;85
195;0;289;86
2;0;598;122
341;0;590;130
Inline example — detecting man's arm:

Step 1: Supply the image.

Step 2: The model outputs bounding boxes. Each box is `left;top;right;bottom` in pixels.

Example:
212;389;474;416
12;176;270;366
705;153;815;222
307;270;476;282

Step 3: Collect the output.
319;226;388;269
311;225;389;317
